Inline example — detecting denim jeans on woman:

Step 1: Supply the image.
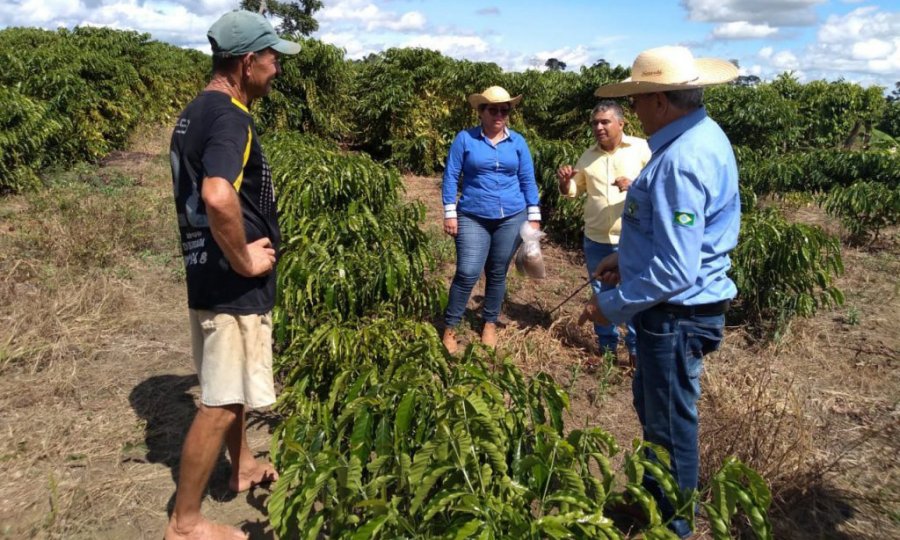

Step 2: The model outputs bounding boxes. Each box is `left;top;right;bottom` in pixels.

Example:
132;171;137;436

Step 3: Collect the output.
444;210;526;327
583;237;637;356
633;307;725;538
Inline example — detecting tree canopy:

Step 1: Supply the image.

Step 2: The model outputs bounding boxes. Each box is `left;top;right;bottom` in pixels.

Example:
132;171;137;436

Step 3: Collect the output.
240;0;323;36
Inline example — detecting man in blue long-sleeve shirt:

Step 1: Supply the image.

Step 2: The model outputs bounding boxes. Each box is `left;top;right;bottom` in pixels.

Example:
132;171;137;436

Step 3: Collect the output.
584;46;740;538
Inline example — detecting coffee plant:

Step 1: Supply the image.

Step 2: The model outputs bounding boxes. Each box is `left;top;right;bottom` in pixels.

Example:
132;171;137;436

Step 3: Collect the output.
736;148;899;196
705;84;800;151
528;137;583;248
265;132;445;346
255;37;354;140
0;26;207;191
770;74;886;148
821;181;900;245
730;208;844;334
0;86;64;192
270;327;772;540
263;127;772;539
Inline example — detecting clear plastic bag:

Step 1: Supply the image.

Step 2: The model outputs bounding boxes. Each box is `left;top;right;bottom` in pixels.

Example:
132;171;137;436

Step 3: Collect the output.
514;222;546;279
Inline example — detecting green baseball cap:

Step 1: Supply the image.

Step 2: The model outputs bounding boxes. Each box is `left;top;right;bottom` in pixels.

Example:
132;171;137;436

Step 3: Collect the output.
207;10;301;57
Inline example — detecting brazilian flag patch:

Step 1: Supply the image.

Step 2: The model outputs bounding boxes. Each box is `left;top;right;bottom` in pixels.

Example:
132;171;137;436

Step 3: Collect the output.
626;200;638;217
674;211;696;227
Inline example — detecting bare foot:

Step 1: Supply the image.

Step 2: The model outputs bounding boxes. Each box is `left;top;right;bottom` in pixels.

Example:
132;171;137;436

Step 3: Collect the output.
164;515;248;540
229;460;279;493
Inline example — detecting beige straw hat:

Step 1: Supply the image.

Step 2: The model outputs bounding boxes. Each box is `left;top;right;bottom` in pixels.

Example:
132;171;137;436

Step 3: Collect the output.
595;46;738;98
467;86;523;108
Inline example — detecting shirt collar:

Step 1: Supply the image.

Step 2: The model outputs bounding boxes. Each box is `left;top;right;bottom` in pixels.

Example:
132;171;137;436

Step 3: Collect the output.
595;135;632;153
480;126;511;141
648;107;707;153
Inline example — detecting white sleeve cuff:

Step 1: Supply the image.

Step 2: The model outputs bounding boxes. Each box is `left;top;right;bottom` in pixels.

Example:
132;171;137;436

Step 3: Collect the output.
527;205;541;221
444;203;457;219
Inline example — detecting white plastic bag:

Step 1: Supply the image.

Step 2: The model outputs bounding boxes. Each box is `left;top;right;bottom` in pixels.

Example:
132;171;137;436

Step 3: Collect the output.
514;222;546;279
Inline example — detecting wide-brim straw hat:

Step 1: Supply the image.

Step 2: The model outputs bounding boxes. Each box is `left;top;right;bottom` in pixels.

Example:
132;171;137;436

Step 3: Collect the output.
468;86;523;108
595;46;737;98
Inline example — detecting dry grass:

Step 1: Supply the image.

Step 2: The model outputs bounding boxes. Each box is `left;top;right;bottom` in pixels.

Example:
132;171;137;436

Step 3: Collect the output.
0;127;275;539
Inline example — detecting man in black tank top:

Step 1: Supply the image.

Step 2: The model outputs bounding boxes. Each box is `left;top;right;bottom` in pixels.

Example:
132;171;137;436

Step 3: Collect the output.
166;10;300;540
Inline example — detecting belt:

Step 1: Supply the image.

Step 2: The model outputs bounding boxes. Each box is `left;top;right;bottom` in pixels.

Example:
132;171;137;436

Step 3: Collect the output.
651;300;731;317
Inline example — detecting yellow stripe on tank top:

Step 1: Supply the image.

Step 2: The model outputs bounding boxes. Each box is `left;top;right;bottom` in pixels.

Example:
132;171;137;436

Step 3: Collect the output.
234;126;252;192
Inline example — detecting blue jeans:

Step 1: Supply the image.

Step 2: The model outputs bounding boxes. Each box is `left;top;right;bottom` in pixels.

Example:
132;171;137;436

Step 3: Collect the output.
633;307;724;538
583;237;637;355
445;211;526;327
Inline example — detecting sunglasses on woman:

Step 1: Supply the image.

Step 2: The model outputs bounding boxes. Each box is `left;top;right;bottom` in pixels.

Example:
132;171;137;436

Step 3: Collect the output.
484;106;511;116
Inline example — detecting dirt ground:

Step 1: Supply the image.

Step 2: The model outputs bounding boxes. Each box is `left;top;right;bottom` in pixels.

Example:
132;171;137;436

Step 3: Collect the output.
0;131;897;539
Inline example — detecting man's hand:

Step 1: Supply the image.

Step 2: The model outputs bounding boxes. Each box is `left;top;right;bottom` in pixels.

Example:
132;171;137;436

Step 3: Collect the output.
577;293;610;326
592;252;620;285
529;220;541;231
238;237;276;277
557;165;575;194
203;176;277;278
444;218;458;237
612;176;632;192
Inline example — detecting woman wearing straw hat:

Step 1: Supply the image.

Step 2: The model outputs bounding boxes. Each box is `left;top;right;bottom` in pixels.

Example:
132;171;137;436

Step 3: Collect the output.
441;86;541;353
580;46;740;538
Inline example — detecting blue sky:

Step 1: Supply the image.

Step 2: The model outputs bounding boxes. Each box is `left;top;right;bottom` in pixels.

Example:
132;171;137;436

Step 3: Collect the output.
0;1;897;89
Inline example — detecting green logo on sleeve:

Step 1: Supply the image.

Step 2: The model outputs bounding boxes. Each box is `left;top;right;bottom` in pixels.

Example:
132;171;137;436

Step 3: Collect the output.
674;211;695;227
627;200;638;217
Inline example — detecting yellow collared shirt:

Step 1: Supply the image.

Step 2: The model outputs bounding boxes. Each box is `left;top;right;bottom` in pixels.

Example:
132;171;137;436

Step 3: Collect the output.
564;134;651;244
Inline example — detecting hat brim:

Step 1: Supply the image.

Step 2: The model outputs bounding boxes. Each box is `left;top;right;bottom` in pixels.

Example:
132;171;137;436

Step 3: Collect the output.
468;94;523;108
595;58;738;97
272;38;302;55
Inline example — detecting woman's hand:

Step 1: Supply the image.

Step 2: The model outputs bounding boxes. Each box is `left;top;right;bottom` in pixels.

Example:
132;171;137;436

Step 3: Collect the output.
444;218;458;237
528;220;541;231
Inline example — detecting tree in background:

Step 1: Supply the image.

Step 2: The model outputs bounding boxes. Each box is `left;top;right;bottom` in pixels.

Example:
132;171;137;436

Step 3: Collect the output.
888;81;900;102
241;0;323;36
879;81;900;138
544;57;567;71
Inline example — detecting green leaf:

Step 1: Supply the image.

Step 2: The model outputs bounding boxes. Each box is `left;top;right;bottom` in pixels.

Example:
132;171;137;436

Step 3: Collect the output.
350;513;388;540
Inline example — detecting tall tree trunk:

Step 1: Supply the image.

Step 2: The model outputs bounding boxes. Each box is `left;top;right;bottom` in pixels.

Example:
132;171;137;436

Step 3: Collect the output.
842;119;862;149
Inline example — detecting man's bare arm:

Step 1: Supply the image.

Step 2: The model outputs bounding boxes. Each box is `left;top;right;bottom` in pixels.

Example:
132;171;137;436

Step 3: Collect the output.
201;176;275;277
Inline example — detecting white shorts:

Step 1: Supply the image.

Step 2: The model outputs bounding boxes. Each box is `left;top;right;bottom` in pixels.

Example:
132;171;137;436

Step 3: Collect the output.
189;309;276;409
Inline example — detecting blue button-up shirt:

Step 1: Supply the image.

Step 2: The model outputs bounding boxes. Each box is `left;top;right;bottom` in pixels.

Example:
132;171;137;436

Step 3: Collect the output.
442;126;541;221
598;107;741;324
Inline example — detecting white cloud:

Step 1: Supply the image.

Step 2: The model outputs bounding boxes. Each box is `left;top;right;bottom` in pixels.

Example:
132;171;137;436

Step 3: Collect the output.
380;11;425;31
771;50;799;69
746;6;899;88
528;45;592;71
0;1;219;49
681;0;824;26
400;34;489;56
318;0;425;32
321;0;632;73
807;7;900;75
318;31;371;59
711;21;778;39
851;38;893;60
739;64;763;76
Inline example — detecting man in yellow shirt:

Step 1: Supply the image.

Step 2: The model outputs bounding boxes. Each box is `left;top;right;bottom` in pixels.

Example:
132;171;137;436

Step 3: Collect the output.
558;101;650;367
